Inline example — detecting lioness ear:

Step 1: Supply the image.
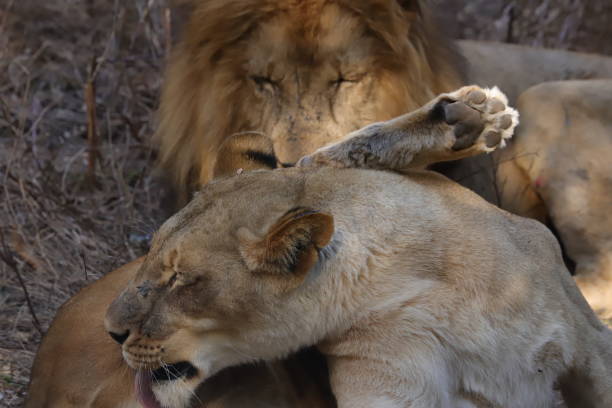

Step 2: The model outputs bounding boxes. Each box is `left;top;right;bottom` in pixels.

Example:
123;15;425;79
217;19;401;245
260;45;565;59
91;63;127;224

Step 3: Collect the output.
238;208;334;279
213;132;277;178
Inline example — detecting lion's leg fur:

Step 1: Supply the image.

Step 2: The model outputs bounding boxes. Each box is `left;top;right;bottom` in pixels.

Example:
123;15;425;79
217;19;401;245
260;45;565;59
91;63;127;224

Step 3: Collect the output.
298;86;518;171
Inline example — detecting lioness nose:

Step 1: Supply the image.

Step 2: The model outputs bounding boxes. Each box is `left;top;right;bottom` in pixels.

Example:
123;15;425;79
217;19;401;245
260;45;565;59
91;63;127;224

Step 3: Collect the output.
108;330;130;345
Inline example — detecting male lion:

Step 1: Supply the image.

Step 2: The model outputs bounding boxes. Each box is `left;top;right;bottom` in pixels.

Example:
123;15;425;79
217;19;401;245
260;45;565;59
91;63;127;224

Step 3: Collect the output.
27;84;519;407
104;89;611;407
156;0;612;315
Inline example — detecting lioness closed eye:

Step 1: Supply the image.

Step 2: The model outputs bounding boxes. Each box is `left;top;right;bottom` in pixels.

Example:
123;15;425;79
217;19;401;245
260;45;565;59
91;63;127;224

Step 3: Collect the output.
106;105;611;407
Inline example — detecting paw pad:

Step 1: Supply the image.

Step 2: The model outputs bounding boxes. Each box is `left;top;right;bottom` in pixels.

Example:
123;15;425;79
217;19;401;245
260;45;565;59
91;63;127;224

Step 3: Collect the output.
445;86;519;152
467;89;486;104
484;130;502;148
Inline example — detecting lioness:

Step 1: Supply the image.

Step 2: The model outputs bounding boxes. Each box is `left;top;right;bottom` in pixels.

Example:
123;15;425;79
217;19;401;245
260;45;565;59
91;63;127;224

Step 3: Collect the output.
27;85;518;407
104;98;611;407
156;0;612;315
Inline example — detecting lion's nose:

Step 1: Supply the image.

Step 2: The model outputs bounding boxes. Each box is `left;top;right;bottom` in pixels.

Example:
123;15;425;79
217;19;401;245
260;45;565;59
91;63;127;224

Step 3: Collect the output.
108;330;130;345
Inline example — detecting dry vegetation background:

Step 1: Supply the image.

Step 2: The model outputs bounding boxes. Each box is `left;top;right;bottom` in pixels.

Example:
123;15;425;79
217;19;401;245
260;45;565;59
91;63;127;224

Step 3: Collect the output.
0;0;611;406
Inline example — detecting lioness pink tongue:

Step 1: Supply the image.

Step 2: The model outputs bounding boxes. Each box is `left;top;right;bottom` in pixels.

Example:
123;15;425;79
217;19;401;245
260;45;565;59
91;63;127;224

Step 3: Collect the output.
135;370;163;408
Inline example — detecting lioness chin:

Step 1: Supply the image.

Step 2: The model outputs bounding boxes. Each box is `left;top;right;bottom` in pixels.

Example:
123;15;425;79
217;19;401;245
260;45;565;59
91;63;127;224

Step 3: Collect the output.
105;88;611;407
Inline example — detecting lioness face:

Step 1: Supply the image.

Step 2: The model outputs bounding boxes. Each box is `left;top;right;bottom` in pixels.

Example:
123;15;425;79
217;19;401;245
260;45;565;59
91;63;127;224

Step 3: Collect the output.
105;171;334;408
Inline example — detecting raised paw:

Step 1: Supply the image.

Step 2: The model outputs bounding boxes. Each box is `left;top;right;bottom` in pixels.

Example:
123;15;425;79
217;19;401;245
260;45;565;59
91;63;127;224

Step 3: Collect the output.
440;85;519;153
296;85;519;171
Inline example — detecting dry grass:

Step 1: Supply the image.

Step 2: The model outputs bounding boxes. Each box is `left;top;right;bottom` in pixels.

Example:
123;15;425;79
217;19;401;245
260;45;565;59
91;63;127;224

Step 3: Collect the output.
0;0;169;405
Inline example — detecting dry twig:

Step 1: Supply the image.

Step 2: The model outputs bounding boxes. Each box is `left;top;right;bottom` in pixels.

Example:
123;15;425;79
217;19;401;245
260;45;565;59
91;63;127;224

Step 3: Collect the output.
0;230;43;336
85;58;99;184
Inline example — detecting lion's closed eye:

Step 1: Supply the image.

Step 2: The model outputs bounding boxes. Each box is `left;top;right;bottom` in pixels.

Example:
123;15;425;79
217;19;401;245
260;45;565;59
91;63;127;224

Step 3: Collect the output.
168;271;203;289
330;72;366;88
330;76;355;87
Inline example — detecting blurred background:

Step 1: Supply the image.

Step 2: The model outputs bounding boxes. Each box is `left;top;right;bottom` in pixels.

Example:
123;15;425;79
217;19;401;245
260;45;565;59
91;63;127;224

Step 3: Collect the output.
0;0;611;406
435;0;612;55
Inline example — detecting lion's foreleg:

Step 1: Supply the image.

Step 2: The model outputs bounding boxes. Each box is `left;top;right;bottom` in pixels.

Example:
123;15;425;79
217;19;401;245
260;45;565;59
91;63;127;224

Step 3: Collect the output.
298;86;518;171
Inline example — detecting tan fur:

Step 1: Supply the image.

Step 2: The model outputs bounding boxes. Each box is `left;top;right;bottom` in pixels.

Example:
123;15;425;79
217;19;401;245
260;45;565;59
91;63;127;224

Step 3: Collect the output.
104;162;612;406
495;79;612;321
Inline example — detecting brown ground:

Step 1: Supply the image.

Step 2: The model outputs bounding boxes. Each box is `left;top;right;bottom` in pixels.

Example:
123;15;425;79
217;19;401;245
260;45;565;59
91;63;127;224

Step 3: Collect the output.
0;1;168;405
0;1;610;406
